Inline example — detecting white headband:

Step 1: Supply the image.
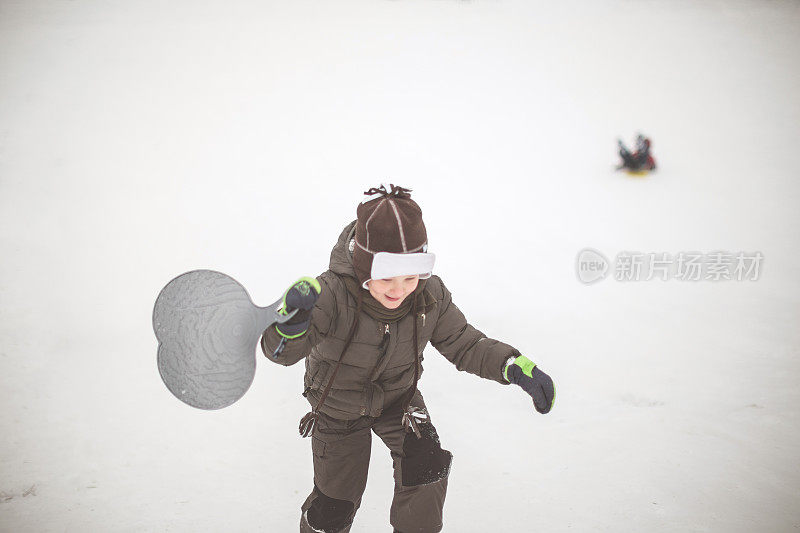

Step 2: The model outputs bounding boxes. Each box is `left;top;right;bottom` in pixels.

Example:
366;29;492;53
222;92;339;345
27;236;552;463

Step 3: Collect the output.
362;251;436;289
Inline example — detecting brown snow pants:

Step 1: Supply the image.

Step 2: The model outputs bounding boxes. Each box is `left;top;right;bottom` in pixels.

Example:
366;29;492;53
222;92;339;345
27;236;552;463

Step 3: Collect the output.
299;391;452;533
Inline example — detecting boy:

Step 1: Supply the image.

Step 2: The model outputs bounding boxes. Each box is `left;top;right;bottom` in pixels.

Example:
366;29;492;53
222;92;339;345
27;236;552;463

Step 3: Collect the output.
261;184;555;533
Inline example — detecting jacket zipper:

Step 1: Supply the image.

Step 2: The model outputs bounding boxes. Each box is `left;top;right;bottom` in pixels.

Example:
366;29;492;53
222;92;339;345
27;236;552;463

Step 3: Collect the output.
363;323;391;416
379;324;390;357
420;313;426;327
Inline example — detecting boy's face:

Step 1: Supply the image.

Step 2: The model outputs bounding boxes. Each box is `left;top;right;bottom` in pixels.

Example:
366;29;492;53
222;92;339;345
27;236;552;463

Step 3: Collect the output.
367;275;420;309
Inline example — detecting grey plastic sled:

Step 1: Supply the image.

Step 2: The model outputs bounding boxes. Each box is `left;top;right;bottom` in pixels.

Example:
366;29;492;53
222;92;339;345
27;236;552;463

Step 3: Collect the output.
153;270;296;410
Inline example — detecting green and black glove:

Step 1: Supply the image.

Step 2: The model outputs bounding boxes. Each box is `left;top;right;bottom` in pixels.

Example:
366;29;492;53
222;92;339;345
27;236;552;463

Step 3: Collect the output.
504;355;555;414
275;277;321;339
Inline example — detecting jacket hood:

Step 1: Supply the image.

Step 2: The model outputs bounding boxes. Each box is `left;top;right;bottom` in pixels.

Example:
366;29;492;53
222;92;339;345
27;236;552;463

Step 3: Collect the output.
329;220;359;279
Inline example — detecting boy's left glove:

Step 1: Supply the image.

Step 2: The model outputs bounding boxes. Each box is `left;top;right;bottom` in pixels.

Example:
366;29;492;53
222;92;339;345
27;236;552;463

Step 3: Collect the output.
504;355;555;414
275;277;321;339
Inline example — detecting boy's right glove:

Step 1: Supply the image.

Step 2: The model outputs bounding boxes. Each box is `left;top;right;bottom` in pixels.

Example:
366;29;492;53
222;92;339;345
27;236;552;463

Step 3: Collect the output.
275;277;321;339
504;355;555;414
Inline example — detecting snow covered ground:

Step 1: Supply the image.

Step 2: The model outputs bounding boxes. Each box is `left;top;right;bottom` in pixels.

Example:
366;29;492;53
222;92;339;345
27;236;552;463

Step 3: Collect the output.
1;1;799;531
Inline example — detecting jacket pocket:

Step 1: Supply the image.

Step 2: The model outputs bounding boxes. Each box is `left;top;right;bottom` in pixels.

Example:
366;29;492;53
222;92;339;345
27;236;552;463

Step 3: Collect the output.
311;436;326;458
308;360;331;391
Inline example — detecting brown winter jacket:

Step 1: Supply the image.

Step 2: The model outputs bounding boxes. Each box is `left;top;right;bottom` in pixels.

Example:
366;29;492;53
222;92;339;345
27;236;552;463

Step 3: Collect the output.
261;221;518;421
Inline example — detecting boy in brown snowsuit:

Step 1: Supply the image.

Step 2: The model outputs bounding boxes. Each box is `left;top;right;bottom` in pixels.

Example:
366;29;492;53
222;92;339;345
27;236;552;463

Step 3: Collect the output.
261;184;555;533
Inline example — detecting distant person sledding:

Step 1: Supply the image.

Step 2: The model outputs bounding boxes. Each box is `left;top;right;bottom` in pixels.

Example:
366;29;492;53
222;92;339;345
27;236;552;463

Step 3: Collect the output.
617;134;657;175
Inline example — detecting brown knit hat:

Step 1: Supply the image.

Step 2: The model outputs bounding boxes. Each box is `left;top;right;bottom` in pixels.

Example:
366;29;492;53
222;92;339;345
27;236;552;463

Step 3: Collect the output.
352;184;436;288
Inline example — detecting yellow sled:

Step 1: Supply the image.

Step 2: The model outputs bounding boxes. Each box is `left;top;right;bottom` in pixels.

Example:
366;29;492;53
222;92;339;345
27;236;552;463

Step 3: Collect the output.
624;169;650;177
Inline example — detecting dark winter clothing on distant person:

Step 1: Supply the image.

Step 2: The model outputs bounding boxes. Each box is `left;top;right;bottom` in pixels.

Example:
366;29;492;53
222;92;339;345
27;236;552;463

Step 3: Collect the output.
618;135;657;171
